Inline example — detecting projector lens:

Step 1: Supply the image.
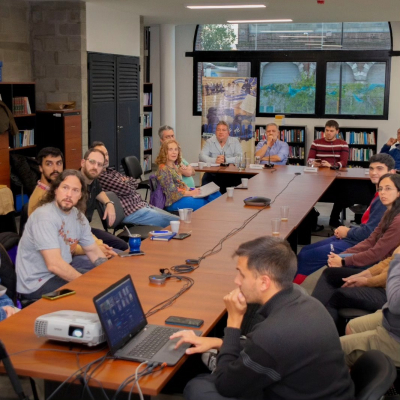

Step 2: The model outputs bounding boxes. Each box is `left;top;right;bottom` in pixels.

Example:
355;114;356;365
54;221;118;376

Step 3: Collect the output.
68;326;84;338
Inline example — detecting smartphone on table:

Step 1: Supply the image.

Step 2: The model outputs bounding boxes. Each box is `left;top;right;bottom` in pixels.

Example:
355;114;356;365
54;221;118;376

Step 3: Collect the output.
42;288;76;300
165;316;204;328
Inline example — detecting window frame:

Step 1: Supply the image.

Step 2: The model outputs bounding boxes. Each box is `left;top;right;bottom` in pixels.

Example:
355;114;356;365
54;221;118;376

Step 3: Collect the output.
188;24;393;120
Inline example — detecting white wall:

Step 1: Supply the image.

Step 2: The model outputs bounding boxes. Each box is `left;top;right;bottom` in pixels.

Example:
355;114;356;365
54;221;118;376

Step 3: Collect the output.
169;23;400;162
86;3;140;56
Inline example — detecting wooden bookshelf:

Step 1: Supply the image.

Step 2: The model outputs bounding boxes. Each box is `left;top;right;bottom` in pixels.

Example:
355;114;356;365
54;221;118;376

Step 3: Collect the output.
143;82;153;173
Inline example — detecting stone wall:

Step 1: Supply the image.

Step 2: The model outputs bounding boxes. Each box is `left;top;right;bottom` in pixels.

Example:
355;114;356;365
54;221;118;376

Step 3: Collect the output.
30;1;88;150
0;0;31;82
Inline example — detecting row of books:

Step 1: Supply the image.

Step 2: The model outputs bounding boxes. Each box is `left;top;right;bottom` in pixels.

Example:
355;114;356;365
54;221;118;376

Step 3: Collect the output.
143;112;152;128
13;97;32;115
348;148;375;161
12;129;34;148
255;127;305;143
288;146;305;159
144;92;152;106
345;131;376;145
143;155;152;172
144;136;152;150
315;131;345;140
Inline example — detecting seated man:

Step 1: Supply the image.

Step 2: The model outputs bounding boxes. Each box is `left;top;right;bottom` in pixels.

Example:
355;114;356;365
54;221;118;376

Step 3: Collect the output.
158;125;196;187
294;153;395;284
380;128;400;169
172;236;354;400
340;247;400;367
80;148;128;251
16;170;108;300
255;123;288;165
308;120;350;228
28;147;118;262
91;142;179;227
200;121;243;193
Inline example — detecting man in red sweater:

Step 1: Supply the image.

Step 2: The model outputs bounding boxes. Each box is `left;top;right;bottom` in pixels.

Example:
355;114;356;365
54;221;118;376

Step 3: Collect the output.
308;120;350;228
308;120;349;169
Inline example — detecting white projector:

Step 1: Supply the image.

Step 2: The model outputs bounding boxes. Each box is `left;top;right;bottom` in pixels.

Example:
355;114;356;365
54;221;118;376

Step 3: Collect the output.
34;310;106;347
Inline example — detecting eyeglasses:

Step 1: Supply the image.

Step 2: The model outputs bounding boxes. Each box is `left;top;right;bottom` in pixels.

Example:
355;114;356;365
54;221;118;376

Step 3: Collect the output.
86;158;104;168
378;186;398;193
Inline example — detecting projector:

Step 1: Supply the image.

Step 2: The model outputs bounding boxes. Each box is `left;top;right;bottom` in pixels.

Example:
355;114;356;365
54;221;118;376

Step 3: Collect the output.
34;310;106;347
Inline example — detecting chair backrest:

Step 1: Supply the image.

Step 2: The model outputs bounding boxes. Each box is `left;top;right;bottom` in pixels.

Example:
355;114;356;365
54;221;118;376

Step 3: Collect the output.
19;203;29;237
149;174;166;209
121;156;143;181
0;243;16;302
96;191;126;230
351;349;396;400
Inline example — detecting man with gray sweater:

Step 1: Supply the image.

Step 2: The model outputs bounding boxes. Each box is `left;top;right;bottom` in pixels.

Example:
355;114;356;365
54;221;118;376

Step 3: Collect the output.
171;236;354;400
341;246;400;367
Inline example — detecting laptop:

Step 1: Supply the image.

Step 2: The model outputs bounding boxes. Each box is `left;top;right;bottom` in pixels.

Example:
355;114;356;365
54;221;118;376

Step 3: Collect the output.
93;275;202;366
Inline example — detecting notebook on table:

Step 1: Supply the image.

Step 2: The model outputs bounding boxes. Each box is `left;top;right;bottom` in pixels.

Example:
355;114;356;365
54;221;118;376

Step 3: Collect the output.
192;182;220;198
93;275;202;366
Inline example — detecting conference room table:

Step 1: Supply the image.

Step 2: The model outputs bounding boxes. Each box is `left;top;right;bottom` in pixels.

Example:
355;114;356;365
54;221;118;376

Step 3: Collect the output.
0;165;371;398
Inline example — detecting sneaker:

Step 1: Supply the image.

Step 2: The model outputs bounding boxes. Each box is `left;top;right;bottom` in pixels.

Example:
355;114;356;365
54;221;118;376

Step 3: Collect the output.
201;349;218;372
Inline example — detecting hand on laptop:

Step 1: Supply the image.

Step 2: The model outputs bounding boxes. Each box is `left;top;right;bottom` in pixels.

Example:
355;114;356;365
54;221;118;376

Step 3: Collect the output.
170;330;222;355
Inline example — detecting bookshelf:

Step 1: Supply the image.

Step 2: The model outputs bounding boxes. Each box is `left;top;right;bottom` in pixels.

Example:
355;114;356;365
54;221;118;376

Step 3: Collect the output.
255;125;307;166
143;82;153;173
0;82;37;187
314;126;378;168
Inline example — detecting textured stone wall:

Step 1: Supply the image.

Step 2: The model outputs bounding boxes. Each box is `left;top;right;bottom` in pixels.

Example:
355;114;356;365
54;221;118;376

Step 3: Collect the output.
30;1;88;150
0;0;31;82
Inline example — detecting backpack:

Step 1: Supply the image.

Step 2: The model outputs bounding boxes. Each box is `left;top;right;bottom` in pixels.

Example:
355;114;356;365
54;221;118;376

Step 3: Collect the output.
149;174;166;209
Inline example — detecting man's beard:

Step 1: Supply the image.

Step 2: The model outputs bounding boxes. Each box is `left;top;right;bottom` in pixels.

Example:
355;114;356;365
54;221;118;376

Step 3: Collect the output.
82;167;99;180
44;171;60;183
56;198;74;212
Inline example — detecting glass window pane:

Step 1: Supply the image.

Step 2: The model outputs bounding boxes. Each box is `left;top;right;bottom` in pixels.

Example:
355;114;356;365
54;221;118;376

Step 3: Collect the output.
197;62;251;112
259;62;316;114
325;62;386;115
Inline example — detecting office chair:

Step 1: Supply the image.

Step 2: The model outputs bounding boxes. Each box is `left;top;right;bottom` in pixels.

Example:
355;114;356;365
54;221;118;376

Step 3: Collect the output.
121;156;150;201
96;191;162;241
351;350;396;400
19;203;29;237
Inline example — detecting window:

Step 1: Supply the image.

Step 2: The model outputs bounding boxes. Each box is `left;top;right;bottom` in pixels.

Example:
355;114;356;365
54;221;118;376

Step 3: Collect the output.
190;22;391;119
259;62;316;114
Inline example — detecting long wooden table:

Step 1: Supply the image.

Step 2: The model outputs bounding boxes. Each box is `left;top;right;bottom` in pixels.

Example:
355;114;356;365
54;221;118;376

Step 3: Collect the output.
0;166;371;397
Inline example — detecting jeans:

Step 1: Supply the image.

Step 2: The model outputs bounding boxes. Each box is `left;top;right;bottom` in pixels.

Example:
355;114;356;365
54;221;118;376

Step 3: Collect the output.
123;205;179;228
166;192;221;212
294;236;353;284
71;249;123;272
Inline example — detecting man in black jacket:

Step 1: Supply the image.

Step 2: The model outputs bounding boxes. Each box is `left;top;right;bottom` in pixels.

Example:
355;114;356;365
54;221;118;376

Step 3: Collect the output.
171;236;354;400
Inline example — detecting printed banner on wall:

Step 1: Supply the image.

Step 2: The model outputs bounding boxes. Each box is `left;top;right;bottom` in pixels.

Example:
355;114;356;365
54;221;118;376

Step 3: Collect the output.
201;77;257;141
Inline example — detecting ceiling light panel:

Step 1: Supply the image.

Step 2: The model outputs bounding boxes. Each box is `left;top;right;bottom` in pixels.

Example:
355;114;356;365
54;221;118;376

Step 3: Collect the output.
187;4;266;9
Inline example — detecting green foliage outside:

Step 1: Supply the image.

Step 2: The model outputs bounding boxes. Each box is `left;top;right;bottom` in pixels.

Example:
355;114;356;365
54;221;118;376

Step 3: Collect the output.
325;83;384;115
259;72;316;114
201;25;236;50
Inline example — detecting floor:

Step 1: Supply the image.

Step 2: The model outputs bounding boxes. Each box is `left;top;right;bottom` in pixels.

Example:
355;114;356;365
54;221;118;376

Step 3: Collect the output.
1;189;355;399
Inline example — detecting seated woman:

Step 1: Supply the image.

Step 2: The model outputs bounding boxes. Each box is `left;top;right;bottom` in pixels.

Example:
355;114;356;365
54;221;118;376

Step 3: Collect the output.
311;257;390;334
295;173;400;281
155;139;221;212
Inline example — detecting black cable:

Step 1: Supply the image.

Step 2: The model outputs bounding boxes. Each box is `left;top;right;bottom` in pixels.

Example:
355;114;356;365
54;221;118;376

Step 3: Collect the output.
172;174;299;274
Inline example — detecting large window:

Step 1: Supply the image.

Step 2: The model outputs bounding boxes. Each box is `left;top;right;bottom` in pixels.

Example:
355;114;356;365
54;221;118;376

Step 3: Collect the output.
190;22;391;119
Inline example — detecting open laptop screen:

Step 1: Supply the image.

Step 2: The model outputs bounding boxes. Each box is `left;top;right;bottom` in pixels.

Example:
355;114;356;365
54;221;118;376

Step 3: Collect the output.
93;275;147;354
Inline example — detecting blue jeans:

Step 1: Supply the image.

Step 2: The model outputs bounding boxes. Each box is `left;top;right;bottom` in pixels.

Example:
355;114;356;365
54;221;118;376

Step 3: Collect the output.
166;192;222;212
295;236;353;283
123;205;179;228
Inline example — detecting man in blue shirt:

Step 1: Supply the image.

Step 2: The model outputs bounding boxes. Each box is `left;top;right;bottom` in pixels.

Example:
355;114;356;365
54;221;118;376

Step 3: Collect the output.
255;123;289;165
380;128;400;169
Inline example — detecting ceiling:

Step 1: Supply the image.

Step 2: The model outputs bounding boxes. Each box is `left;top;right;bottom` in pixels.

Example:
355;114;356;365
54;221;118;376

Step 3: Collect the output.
84;0;400;25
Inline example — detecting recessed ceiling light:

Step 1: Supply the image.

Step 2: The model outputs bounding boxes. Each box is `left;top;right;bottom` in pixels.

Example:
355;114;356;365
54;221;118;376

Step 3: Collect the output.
187;4;266;9
228;19;293;23
307;44;342;47
260;30;312;33
279;35;326;38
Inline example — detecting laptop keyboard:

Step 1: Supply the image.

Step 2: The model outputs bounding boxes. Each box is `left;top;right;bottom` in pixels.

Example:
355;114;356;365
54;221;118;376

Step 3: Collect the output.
128;326;180;359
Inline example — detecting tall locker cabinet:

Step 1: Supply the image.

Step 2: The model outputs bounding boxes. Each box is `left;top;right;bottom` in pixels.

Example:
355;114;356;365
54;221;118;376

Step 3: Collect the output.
88;53;140;170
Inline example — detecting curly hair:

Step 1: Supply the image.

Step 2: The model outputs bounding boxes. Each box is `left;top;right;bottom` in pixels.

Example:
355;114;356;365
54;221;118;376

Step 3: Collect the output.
155;139;182;166
39;169;88;221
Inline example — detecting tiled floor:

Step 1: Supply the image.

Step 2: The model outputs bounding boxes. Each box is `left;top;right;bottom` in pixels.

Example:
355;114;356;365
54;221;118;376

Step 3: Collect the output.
1;195;354;399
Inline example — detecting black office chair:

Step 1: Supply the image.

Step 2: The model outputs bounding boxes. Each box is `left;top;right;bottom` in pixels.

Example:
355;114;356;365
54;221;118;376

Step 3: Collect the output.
0;243;17;302
121;156;150;201
351;350;396;400
19;203;29;237
96;191;162;241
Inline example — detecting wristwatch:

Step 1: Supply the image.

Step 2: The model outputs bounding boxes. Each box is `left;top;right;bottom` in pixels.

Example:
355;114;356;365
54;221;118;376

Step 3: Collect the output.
105;201;114;206
341;258;346;267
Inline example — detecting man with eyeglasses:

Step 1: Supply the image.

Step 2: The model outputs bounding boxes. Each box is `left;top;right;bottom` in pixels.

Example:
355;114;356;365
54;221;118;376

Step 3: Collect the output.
80;148;128;251
91;142;179;228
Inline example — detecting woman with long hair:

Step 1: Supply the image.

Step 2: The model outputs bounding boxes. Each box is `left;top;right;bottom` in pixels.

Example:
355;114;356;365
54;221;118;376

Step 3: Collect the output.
155;139;221;211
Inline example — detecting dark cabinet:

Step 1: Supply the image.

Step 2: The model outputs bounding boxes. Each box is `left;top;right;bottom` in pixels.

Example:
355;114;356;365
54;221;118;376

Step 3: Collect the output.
36;110;82;170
